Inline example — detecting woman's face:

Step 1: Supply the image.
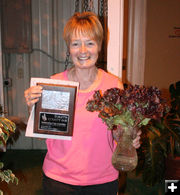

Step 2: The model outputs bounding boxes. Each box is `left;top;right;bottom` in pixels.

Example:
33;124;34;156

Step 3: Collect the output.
69;33;99;69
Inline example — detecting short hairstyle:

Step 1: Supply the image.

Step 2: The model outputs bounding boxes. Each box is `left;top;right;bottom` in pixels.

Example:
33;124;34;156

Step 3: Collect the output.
63;12;103;50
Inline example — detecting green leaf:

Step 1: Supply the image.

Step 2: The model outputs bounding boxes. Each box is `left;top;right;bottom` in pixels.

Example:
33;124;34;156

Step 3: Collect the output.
0;162;4;169
138;118;151;126
0;169;18;185
113;115;127;126
102;116;114;130
0;130;9;144
113;111;134;127
114;104;122;110
0;117;16;134
136;121;169;186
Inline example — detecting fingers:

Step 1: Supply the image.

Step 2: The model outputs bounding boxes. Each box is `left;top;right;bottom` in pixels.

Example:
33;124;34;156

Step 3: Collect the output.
132;140;140;149
132;130;142;149
24;86;43;109
136;130;142;136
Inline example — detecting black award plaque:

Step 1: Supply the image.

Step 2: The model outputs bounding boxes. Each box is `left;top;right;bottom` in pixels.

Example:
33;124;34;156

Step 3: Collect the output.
34;83;77;136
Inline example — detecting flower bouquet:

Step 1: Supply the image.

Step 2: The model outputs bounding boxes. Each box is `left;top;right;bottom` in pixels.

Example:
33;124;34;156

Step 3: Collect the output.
86;85;168;171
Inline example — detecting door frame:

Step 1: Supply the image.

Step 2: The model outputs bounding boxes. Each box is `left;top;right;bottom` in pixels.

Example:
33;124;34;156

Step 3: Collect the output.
108;0;147;85
107;0;124;78
0;12;4;110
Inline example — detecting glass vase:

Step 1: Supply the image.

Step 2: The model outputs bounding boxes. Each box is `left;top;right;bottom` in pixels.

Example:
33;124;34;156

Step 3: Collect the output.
112;126;138;172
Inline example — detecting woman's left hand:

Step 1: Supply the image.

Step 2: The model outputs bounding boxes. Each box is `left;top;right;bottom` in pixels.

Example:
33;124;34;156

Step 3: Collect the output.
132;130;142;149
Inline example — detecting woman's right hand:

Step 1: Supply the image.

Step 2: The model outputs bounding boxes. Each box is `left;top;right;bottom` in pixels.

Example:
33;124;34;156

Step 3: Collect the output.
24;85;43;111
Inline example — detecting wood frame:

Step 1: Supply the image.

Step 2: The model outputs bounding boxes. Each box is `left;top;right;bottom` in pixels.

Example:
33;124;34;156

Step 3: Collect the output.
34;83;77;136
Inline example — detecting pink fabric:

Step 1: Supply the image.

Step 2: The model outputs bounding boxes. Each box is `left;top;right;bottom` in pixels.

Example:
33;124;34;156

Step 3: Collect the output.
43;69;123;185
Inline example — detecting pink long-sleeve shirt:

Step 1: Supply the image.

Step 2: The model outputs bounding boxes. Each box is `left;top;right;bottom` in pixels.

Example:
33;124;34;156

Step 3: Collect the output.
42;68;123;185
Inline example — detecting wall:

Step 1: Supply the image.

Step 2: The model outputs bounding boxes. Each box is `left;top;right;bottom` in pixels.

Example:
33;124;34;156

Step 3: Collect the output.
144;0;180;90
2;0;75;149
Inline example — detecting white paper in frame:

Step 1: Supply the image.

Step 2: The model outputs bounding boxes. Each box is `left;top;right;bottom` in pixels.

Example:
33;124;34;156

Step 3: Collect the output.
25;77;79;140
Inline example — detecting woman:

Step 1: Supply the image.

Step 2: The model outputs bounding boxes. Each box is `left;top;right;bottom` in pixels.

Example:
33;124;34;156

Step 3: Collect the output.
24;12;141;195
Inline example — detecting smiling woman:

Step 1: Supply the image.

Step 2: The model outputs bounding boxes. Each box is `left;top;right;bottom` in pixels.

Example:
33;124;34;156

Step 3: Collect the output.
24;11;141;195
69;35;99;69
63;12;103;90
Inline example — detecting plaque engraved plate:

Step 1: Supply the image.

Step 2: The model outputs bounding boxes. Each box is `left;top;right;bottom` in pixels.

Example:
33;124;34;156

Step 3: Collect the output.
39;112;69;132
34;82;77;136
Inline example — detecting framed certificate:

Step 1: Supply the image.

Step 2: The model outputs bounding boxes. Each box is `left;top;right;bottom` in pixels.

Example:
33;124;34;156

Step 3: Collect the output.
25;78;79;140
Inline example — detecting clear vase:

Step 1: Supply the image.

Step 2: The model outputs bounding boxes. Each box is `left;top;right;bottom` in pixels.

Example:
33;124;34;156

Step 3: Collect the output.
112;127;138;172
